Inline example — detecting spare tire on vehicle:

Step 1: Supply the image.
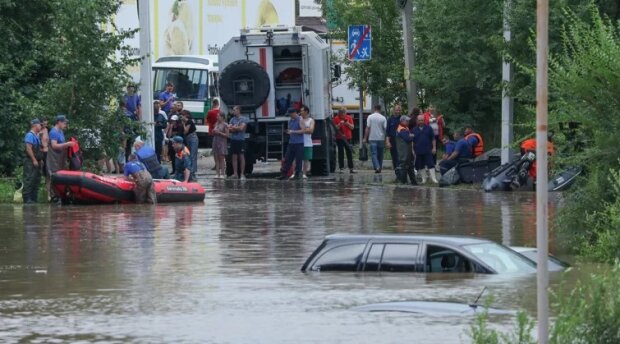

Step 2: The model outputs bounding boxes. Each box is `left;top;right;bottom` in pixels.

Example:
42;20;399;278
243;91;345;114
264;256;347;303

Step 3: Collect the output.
219;60;271;111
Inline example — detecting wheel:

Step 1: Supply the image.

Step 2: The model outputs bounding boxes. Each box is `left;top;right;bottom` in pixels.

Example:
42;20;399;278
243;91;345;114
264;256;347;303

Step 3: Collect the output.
219;60;271;110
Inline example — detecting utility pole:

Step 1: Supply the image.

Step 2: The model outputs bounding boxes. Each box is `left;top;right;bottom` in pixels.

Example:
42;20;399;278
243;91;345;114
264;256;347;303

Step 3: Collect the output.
400;0;417;109
359;87;364;143
138;0;154;147
501;0;514;164
535;0;550;342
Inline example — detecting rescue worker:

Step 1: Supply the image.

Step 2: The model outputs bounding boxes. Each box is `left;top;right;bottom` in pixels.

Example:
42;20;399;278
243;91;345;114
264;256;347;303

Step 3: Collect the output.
171;136;195;182
464;125;484;158
440;136;456;161
411;114;438;184
124;156;156;204
133;137;170;179
395;115;417;184
439;130;472;175
22;119;44;203
511;137;555;189
39;118;51;201
47;115;75;203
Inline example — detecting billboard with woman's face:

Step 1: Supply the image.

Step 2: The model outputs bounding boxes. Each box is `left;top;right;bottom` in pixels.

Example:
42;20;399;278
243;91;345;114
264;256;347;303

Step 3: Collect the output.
147;0;295;59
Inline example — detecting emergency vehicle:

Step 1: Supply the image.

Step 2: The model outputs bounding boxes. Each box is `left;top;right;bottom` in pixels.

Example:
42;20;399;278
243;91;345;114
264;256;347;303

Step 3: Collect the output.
218;26;335;176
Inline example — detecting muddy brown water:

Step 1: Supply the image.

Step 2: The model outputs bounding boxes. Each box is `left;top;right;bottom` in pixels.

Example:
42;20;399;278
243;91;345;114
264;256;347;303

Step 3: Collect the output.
0;176;585;343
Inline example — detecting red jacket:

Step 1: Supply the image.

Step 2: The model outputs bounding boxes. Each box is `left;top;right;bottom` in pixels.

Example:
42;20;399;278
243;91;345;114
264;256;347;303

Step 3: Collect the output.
206;108;220;135
423;112;445;141
333;114;354;140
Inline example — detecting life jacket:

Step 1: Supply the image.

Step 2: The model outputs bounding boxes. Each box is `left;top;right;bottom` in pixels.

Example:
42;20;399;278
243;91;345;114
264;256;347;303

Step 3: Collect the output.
520;139;554;180
465;133;484;157
397;124;409;134
136;146;161;174
520;138;554;155
175;146;190;159
175;146;191;172
68;137;83;170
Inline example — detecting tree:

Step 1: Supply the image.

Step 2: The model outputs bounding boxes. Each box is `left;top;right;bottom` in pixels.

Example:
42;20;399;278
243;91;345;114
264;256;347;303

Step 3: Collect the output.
325;0;407;110
412;0;504;144
0;0;138;176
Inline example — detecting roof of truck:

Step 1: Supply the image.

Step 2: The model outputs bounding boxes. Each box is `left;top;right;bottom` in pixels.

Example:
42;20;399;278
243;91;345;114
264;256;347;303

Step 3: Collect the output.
153;55;219;70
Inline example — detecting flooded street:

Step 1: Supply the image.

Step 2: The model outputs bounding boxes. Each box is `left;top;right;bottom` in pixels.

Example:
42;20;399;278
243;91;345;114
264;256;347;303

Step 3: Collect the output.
0;177;571;343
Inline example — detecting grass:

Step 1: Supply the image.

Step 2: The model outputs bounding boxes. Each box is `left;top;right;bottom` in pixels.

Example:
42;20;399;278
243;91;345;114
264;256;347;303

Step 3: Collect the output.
0;178;47;204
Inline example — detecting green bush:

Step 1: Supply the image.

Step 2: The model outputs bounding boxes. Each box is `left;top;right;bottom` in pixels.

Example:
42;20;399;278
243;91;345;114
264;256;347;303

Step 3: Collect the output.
468;262;620;343
0;0;138;177
550;262;620;344
549;2;620;262
573;167;620;262
468;302;536;344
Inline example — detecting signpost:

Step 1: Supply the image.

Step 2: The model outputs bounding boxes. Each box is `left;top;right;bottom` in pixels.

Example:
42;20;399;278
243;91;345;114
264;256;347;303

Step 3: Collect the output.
348;25;371;142
348;25;372;61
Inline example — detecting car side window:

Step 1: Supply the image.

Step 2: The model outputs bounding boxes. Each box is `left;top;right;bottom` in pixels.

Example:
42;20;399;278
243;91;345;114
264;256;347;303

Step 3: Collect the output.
426;245;473;273
379;244;419;272
363;244;384;272
312;244;366;272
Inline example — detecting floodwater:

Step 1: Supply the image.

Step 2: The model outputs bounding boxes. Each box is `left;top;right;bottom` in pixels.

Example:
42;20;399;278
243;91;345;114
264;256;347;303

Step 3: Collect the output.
0;176;577;343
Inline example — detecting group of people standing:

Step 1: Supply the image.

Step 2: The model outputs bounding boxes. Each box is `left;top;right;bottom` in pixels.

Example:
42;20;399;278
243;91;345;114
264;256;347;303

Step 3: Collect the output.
332;103;485;185
22;115;76;204
349;104;446;185
278;106;315;180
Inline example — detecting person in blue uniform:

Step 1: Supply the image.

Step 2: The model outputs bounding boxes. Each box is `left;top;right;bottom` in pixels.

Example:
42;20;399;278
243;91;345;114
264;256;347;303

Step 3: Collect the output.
411;114;438;184
439;130;472;175
22;119;44;203
124;156;156;204
133;137;170;179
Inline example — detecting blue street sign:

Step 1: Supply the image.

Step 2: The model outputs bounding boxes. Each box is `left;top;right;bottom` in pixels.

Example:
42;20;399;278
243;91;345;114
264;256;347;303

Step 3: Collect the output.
348;25;372;61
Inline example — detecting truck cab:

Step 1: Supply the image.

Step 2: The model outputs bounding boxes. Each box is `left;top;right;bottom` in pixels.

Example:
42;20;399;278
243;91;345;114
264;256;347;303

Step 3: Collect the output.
152;55;219;146
218;26;335;176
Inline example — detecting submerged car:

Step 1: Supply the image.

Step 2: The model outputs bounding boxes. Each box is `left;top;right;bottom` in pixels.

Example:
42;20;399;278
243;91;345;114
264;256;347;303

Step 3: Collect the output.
301;234;552;274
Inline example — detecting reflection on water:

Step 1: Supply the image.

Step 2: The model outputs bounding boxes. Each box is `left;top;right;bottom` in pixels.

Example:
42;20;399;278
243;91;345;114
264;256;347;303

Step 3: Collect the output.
0;179;574;343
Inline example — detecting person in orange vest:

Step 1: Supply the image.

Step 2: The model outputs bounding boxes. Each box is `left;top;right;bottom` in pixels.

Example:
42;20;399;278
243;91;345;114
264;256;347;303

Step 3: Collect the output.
464;125;484;158
171;136;195;182
519;137;554;181
395;115;417;184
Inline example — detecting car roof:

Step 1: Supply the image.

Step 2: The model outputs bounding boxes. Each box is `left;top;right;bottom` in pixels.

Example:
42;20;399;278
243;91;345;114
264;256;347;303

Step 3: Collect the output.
324;234;494;246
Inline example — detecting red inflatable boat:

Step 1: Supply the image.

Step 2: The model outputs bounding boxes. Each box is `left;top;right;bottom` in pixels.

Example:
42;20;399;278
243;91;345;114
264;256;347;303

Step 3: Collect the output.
51;170;205;204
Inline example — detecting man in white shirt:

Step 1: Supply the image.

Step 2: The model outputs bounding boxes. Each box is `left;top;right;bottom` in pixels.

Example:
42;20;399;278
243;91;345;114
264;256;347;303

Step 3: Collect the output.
363;104;391;173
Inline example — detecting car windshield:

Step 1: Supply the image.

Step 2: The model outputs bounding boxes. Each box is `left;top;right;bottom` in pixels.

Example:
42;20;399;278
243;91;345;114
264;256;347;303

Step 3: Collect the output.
462;243;536;273
153;68;208;101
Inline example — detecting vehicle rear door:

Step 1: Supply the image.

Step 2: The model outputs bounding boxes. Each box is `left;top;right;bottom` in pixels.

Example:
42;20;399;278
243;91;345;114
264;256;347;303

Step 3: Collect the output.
361;240;422;272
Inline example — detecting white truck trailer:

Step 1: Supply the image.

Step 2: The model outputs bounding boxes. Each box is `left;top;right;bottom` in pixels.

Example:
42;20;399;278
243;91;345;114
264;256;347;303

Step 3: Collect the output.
218;26;336;176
